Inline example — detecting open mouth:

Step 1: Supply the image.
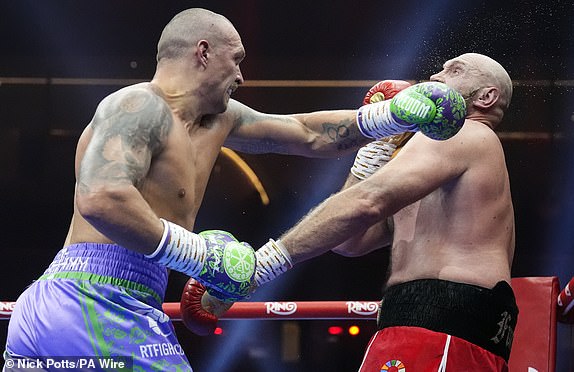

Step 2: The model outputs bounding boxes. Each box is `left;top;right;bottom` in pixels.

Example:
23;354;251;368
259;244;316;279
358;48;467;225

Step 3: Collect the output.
228;84;239;97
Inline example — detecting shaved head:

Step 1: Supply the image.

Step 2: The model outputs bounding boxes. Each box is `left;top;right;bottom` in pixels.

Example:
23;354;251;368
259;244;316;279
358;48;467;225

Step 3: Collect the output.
459;53;513;109
157;8;238;62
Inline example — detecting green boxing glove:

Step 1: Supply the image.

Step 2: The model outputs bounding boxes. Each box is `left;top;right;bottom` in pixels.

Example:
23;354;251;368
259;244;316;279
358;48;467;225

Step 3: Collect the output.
146;220;256;302
356;81;467;141
198;230;256;301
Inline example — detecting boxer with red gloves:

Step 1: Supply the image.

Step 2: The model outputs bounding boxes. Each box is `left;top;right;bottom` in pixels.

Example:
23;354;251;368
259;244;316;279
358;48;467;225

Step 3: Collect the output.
249;54;519;371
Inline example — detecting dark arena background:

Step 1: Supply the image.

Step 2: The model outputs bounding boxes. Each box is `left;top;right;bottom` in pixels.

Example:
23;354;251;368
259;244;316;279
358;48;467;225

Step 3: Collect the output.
1;1;573;371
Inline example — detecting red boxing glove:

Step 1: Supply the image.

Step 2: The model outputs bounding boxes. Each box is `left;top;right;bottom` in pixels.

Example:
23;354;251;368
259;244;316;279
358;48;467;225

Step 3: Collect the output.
361;80;415;156
180;278;232;336
363;80;412;105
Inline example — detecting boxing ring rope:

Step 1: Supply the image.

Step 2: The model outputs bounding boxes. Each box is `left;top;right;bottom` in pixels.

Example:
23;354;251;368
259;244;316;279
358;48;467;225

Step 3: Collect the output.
1;278;573;371
0;301;380;321
1;277;573;322
2;77;574;87
2;77;564;143
168;301;379;321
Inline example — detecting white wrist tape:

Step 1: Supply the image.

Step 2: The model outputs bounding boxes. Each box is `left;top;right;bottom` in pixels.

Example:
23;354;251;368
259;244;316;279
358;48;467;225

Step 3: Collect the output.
255;239;293;286
351;140;397;180
356;101;418;139
145;219;207;277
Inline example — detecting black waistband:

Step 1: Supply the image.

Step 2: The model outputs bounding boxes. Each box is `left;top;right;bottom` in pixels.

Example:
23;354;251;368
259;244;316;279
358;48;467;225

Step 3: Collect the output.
377;279;518;361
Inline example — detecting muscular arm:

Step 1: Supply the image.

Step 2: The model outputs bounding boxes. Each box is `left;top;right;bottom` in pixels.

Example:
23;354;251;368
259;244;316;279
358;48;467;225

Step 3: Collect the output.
224;99;370;157
330;173;393;257
279;130;469;264
330;134;416;257
76;86;171;254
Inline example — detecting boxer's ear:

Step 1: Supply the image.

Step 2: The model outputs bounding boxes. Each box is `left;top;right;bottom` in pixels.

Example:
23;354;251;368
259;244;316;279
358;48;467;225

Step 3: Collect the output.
196;40;209;68
474;87;499;109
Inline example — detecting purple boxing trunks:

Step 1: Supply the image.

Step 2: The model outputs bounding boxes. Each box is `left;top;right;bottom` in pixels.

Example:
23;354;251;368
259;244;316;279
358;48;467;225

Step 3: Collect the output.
3;243;192;371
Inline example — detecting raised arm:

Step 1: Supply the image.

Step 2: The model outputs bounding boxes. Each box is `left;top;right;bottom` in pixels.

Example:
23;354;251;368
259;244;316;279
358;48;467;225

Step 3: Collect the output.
224;81;465;159
224;99;369;157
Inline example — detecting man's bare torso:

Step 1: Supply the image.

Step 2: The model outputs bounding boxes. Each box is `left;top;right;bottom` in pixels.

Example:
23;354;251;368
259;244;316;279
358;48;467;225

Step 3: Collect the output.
65;83;232;245
387;121;515;289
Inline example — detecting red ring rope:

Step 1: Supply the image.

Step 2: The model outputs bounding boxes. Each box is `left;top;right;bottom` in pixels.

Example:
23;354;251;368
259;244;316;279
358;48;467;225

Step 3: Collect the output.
2;277;573;323
0;301;379;321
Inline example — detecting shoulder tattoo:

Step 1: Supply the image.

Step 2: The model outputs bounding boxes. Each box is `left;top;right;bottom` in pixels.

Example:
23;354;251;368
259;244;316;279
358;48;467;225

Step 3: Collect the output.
79;88;172;191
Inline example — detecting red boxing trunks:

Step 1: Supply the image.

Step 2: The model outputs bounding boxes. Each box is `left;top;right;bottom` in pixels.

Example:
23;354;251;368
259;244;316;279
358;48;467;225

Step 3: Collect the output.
359;327;508;372
358;279;518;372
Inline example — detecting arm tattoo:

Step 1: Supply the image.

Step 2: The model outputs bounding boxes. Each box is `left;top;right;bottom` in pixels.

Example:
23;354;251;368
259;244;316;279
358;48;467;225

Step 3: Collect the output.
228;103;363;154
322;118;363;151
79;87;172;193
